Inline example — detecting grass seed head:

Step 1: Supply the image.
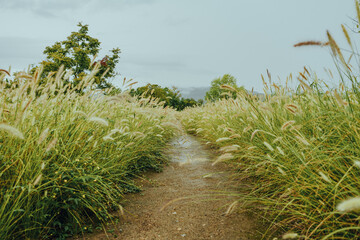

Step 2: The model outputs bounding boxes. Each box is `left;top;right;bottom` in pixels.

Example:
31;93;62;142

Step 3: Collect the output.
318;171;331;183
295;135;310;146
88;116;109;126
277;146;285;155
277;166;286;175
0;123;25;140
38;128;50;145
281;120;295;131
354;160;360;168
33;174;42;186
216;137;231;143
263;141;274;151
337;197;360;212
282;232;299;239
212;153;234;166
46;138;58;152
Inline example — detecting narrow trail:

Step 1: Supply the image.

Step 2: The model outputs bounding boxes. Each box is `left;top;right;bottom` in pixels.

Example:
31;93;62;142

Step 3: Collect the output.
81;134;260;240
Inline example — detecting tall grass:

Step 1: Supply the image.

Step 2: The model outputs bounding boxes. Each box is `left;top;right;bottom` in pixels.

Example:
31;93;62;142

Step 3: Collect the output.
180;3;360;239
0;65;176;239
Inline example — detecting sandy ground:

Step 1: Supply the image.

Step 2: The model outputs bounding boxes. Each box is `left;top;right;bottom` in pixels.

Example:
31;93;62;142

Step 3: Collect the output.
74;135;261;240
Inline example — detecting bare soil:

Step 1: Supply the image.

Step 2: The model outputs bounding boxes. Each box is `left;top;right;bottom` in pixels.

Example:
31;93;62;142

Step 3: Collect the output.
74;135;262;240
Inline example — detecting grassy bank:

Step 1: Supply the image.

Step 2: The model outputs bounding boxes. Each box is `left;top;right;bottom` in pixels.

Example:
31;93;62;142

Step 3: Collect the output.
0;66;177;239
180;13;360;240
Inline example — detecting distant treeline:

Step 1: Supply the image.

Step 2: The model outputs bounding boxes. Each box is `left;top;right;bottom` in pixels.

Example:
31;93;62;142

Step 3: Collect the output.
130;84;204;111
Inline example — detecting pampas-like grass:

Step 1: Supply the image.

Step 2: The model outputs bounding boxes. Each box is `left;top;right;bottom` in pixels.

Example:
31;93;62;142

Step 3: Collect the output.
88;116;109;126
337;197;360;212
0;123;24;140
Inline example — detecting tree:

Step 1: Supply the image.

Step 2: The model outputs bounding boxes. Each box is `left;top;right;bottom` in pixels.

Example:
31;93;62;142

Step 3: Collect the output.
205;74;244;101
130;84;202;111
40;23;120;89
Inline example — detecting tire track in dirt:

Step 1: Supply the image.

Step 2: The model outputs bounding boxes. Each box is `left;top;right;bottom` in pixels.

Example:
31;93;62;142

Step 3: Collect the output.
76;134;260;240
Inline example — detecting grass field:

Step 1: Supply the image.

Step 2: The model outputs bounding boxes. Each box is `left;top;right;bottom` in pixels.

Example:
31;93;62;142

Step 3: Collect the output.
2;3;360;240
0;66;177;239
180;20;360;239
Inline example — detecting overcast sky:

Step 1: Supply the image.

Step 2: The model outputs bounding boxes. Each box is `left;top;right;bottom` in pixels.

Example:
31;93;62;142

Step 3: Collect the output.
0;0;356;92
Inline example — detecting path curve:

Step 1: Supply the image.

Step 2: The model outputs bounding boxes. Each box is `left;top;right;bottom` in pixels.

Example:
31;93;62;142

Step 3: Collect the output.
78;134;258;240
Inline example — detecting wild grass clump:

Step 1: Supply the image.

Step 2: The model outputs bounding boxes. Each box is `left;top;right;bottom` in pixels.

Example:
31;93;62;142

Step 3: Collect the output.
0;65;176;239
180;3;360;238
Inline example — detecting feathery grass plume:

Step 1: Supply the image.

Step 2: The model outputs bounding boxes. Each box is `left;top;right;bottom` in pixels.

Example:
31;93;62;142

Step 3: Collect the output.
220;145;240;153
103;135;114;141
282;232;299;239
220;84;237;92
251;129;260;141
0;123;25;140
125;142;134;148
295;135;310;146
0;69;10;76
110;128;125;134
303;66;310;76
243;125;252;133
15;73;32;80
46;138;58;152
281;120;295;131
216;137;231;143
261;74;269;90
298;78;311;91
277;146;285;155
74;110;87;117
38;128;50;145
341;24;352;47
88;116;109;127
299;72;307;80
33;174;42;186
229;134;241;139
327;30;347;66
333;89;348;106
336;197;360;212
263;141;274;151
272;137;283;144
212;153;234;166
354;160;360;168
326;31;338;57
225;201;238;215
284;104;298;114
277;167;286;176
293;41;328;47
196;128;204;134
318;171;331;183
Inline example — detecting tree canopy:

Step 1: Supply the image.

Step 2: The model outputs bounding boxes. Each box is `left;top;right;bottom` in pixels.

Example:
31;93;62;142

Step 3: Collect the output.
205;74;244;101
40;23;120;89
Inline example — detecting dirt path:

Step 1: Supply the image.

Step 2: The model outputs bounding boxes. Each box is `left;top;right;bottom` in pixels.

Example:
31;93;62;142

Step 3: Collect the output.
79;135;259;240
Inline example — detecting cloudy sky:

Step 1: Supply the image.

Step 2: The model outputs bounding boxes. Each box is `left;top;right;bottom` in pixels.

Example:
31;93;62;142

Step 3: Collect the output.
0;0;356;93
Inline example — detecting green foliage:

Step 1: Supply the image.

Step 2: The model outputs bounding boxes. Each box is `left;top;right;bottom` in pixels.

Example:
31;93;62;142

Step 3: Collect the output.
40;23;120;89
0;67;176;239
205;74;245;101
130;84;202;111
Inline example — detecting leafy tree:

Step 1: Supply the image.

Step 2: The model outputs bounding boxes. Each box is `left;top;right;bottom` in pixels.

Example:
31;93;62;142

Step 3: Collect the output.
205;74;244;101
40;23;120;89
130;84;201;110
